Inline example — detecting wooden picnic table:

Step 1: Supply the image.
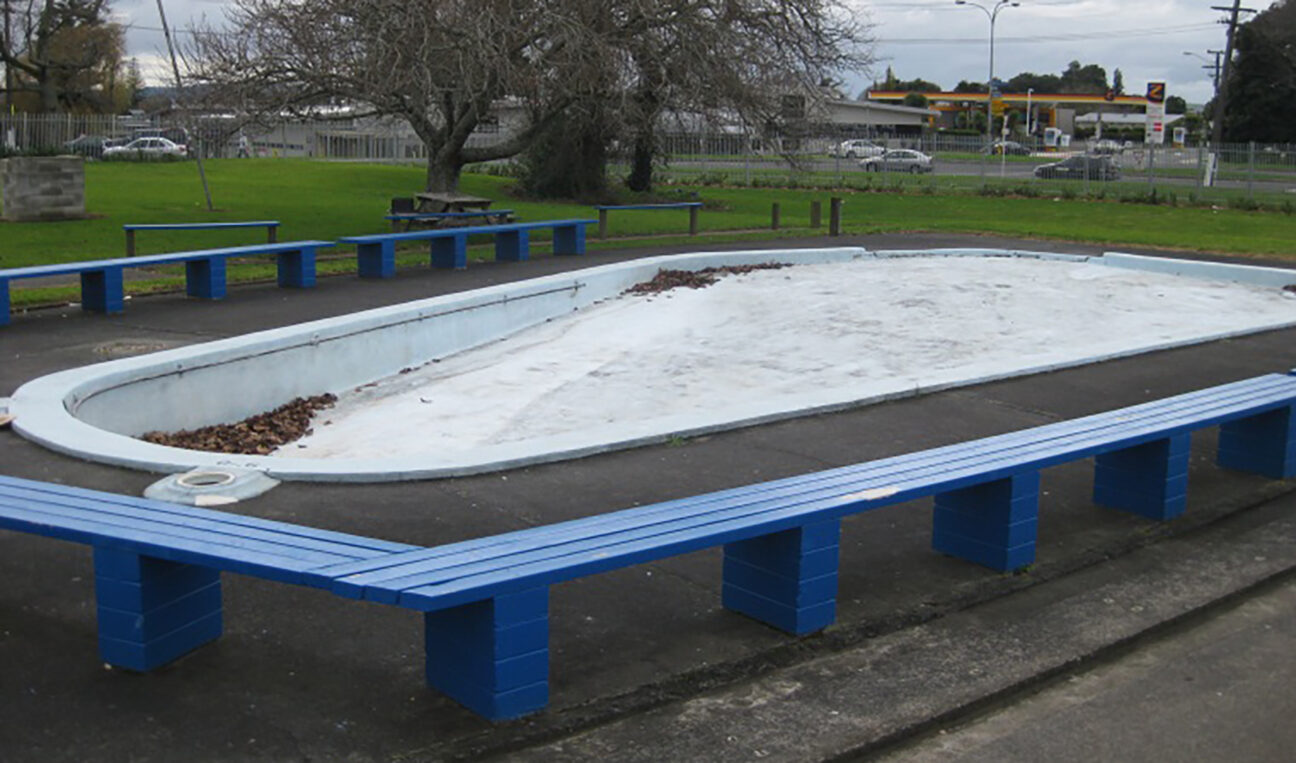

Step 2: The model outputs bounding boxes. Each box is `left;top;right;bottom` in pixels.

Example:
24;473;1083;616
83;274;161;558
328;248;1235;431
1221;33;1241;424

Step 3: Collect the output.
414;192;495;214
400;193;513;229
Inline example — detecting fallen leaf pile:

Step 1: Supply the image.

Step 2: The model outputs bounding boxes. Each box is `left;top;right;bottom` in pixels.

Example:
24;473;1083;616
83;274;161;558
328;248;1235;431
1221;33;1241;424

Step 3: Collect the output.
624;263;791;295
141;394;338;455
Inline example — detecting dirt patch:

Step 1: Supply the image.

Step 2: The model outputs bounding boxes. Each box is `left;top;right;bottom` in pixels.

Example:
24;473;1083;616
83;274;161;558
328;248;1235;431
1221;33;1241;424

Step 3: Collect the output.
624;263;791;296
141;394;337;455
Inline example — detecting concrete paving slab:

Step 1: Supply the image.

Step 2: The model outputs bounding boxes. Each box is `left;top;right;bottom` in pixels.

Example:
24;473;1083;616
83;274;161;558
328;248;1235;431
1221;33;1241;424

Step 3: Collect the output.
2;233;1295;761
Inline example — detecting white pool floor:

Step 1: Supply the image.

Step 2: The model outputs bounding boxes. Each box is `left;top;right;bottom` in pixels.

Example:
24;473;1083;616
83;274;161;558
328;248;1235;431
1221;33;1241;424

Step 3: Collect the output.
280;256;1296;461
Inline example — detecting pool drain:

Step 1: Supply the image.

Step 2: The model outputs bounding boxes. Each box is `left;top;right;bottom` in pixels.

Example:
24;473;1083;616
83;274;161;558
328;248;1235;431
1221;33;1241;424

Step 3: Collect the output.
145;468;279;506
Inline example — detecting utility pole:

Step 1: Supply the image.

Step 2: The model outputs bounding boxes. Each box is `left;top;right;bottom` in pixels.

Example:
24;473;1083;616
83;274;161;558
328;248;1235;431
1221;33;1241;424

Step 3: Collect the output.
3;0;12;113
1209;1;1257;150
156;0;213;211
1205;49;1224;90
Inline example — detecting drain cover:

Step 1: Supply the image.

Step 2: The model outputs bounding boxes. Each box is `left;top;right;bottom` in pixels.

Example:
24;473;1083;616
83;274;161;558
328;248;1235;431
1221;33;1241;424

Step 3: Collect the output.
144;468;279;506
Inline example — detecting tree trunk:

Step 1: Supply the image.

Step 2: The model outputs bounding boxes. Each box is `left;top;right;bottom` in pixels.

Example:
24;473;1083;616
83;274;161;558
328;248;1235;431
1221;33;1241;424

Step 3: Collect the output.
627;134;654;193
39;70;59;113
424;151;463;192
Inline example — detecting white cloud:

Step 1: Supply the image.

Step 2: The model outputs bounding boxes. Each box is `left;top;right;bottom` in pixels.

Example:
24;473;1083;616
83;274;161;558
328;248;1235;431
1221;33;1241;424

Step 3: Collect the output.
112;0;1275;103
849;0;1278;104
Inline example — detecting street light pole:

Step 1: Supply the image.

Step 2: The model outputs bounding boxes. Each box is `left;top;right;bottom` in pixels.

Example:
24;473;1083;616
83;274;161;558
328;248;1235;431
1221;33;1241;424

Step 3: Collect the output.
1026;87;1034;136
955;0;1021;177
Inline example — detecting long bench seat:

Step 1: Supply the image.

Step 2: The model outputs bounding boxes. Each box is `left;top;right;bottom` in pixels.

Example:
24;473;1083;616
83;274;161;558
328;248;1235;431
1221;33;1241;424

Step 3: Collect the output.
339;219;595;277
594;201;701;238
122;221;280;256
0;240;335;326
2;373;1294;721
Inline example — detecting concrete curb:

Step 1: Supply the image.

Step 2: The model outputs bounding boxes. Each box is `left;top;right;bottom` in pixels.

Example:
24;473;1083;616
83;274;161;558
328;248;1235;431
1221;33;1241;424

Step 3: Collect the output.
488;491;1296;762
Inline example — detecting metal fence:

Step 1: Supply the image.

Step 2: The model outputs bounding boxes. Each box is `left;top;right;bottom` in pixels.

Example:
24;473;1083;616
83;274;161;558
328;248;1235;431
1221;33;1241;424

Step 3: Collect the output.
637;131;1296;204
4;112;1293;204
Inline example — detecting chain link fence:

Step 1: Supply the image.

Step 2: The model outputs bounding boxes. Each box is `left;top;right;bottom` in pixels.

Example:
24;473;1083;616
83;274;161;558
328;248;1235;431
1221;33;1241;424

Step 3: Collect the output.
635;130;1296;208
4;113;1293;208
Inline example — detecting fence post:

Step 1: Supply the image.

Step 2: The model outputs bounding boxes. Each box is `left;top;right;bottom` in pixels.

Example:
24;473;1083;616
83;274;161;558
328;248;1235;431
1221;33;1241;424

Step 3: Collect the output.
688;205;699;236
1196;142;1205;190
771;203;780;230
1147;144;1155;190
810;201;822;228
598;209;609;239
829;197;842;236
1248;141;1255;199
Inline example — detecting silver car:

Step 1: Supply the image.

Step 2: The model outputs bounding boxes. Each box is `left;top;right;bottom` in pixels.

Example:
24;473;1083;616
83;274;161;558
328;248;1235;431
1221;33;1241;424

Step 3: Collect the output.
861;149;934;174
831;139;885;159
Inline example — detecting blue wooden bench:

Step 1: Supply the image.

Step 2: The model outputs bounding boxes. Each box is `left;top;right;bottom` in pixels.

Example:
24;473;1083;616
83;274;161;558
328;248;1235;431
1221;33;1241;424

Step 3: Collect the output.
339;219;596;278
0;240;335;326
594;202;702;238
385;210;515;232
123;221;281;256
3;373;1294;721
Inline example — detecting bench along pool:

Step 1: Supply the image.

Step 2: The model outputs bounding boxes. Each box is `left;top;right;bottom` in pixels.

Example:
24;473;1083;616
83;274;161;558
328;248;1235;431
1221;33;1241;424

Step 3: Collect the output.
9;248;1296;482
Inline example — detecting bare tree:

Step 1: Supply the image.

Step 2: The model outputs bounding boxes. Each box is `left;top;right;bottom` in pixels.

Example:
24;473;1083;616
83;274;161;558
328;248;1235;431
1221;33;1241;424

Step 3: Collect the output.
611;0;872;191
1;0;123;113
190;0;611;192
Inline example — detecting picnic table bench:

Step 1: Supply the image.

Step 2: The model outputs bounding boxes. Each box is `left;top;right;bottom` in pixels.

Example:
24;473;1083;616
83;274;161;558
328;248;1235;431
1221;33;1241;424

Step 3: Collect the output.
594;202;702;238
0;240;334;326
385;210;516;232
340;219;595;278
4;373;1294;720
123;221;280;256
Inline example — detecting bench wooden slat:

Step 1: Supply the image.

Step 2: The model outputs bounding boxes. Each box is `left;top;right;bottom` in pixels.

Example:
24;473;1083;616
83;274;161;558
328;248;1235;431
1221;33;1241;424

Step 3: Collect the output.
0;503;349;584
0;481;412;562
122;222;280;231
339;220;594;245
593;203;702;210
0;495;364;569
0;241;336;281
0;477;413;554
338;375;1296;607
319;374;1296;586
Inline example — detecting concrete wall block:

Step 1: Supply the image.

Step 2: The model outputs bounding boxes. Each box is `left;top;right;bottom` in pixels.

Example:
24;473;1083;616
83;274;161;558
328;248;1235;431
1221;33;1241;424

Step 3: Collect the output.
1;156;87;221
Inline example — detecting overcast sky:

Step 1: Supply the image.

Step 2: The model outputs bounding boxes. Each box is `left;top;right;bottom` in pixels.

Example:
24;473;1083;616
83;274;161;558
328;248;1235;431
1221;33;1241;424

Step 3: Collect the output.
113;0;1277;105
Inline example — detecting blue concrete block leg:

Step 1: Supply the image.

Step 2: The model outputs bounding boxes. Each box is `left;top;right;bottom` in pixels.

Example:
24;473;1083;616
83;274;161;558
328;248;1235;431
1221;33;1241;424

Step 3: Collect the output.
552;224;586;256
932;471;1040;571
276;247;316;288
93;547;223;671
430;235;467;269
80;267;125;314
185;257;227;299
1218;405;1296;479
0;277;9;326
495;230;530;262
357;241;396;278
424;588;549;720
722;519;841;635
1093;434;1191;520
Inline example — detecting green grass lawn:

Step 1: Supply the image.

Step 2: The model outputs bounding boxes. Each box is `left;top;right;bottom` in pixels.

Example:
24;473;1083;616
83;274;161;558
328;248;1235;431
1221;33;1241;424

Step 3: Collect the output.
2;158;1293;309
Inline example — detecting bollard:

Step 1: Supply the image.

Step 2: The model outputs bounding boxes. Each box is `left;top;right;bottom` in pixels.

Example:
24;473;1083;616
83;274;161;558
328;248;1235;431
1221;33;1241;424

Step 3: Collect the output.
810;201;822;228
689;205;699;235
828;197;842;236
125;229;136;257
598;209;609;239
771;202;780;231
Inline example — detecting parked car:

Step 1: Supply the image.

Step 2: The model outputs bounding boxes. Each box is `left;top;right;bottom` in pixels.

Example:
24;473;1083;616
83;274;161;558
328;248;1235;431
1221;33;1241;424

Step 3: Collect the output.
1089;139;1125;155
830;139;885;159
861;149;934;174
1033;155;1121;181
62;134;112;158
102;136;188;159
983;140;1032;156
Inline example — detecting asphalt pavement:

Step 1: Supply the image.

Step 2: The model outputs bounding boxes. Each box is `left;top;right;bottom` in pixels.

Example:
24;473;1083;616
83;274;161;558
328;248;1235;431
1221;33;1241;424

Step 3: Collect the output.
2;232;1295;762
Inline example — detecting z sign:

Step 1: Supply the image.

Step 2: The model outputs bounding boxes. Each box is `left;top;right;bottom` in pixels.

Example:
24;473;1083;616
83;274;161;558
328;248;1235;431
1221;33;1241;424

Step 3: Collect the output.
1146;82;1166;104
